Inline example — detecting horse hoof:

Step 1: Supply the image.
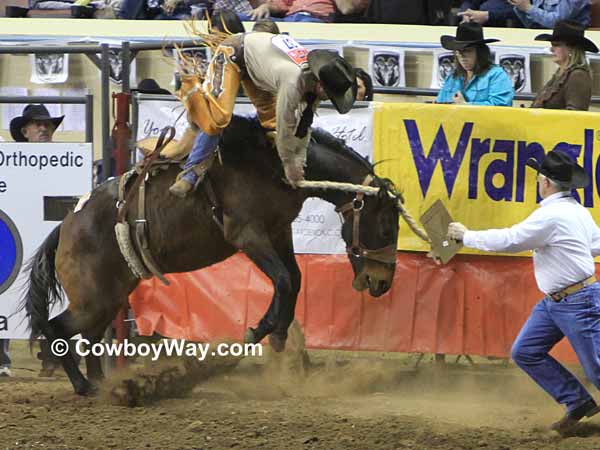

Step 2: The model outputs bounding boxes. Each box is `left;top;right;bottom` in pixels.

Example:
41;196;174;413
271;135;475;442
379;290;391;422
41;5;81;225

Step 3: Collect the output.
75;382;98;397
244;327;257;344
268;334;286;353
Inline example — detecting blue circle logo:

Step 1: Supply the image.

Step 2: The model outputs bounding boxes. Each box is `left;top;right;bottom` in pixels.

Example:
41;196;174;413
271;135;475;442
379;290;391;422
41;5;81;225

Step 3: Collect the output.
0;210;23;295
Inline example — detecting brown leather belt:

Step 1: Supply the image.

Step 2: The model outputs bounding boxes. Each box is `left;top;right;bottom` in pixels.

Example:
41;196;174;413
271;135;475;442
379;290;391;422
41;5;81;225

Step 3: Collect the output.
548;276;597;302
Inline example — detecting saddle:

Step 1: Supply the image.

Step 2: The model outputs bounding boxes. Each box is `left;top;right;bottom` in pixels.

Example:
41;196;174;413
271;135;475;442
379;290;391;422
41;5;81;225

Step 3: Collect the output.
115;128;176;285
116;127;224;284
136;136;186;160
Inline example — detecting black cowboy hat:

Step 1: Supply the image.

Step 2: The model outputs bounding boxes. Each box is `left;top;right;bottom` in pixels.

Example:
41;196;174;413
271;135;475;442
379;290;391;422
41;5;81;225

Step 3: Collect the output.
526;150;589;189
10;104;64;142
534;20;599;53
441;22;499;51
308;50;357;114
135;78;172;95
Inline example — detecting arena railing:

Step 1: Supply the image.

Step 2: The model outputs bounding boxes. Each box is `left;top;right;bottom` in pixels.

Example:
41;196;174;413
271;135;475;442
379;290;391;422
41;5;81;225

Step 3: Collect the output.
0;39;201;182
373;86;600;104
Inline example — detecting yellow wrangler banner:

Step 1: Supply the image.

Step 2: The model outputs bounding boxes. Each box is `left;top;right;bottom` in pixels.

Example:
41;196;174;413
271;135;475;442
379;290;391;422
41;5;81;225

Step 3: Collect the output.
373;103;600;255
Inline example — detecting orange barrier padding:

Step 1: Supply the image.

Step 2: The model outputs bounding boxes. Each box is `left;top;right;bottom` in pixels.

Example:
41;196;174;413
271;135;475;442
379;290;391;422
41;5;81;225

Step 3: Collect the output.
129;253;587;363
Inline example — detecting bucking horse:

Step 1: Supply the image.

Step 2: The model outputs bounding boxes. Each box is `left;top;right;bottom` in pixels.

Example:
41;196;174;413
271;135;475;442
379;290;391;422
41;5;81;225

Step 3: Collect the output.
20;115;428;395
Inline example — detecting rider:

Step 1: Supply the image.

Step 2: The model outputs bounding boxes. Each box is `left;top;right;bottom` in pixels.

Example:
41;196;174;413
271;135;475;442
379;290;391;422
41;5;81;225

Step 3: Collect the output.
169;31;357;197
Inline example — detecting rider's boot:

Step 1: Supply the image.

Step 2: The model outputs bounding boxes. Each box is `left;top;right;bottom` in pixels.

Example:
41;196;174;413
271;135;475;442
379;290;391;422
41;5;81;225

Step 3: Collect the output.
169;131;220;198
169;153;217;198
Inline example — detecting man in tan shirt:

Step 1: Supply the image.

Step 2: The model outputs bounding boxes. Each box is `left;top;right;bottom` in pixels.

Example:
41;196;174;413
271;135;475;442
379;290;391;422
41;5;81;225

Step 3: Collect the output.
170;31;357;197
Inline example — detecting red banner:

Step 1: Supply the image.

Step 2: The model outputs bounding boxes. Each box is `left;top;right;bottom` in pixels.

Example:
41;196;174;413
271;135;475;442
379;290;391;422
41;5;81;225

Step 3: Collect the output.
130;253;584;363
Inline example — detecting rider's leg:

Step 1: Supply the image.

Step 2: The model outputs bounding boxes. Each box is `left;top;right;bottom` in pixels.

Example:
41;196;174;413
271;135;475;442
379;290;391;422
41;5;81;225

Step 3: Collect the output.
169;131;220;197
171;40;242;197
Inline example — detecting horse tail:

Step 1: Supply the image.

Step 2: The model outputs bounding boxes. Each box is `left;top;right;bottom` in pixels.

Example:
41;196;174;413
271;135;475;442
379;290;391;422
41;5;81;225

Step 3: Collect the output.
19;224;64;340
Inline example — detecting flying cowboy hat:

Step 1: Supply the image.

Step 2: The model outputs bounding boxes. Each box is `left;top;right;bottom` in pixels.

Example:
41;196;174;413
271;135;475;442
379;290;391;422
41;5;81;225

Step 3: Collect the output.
534;20;599;54
307;50;357;114
441;22;500;51
10;104;64;142
526;150;589;189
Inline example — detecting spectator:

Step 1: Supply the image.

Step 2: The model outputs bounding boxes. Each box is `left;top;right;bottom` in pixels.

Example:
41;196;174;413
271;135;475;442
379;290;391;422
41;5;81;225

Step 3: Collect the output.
508;0;590;29
355;68;373;101
0;340;10;377
531;21;597;111
158;0;271;21
265;0;368;23
458;0;518;27
209;0;274;21
436;23;514;106
9;104;63;143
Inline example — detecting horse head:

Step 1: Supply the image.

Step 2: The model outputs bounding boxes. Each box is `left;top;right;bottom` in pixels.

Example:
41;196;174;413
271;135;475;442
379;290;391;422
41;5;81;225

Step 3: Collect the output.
337;177;401;297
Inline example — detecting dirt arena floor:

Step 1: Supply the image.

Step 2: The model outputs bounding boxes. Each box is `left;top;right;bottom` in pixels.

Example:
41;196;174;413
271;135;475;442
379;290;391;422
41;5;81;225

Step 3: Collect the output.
2;340;600;450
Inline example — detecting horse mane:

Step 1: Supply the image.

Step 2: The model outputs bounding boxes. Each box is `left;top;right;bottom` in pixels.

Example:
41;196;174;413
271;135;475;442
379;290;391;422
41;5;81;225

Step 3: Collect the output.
309;127;373;174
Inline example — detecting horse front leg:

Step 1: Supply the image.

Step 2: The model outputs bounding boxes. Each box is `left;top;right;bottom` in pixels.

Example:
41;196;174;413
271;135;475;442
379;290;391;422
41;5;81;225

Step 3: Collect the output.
224;222;292;352
269;227;301;349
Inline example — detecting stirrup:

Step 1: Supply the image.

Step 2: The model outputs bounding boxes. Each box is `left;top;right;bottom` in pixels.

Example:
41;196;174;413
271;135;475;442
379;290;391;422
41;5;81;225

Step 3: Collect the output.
175;152;217;193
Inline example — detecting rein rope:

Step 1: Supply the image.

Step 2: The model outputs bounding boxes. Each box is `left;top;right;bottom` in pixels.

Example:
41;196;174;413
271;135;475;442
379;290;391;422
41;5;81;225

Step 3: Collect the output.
296;180;430;243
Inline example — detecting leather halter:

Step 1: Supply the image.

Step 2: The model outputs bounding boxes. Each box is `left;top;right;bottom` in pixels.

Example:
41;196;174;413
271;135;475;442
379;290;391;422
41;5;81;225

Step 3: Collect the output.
334;175;397;265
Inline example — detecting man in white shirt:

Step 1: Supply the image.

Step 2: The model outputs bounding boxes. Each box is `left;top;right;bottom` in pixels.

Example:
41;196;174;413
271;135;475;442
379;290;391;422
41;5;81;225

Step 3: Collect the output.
448;150;600;435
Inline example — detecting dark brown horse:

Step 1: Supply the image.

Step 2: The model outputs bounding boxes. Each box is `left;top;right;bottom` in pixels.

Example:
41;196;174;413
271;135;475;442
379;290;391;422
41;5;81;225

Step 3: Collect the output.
21;115;406;395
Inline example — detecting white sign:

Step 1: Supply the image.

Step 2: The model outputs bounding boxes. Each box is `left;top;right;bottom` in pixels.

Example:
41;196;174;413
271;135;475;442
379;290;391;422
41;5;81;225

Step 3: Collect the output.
431;49;455;89
0;143;92;339
369;47;406;88
30;54;69;84
136;100;374;254
495;48;532;94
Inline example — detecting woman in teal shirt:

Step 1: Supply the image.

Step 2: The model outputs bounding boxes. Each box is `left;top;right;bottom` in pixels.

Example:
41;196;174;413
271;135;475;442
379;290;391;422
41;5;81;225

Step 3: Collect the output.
436;23;515;106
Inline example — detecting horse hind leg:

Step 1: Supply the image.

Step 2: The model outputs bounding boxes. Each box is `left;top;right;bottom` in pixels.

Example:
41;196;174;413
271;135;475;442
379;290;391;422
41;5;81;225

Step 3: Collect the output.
44;309;94;395
82;328;106;384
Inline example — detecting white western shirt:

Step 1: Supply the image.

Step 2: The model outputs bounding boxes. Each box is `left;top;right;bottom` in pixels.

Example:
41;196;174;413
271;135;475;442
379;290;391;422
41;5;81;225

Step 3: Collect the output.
463;192;600;295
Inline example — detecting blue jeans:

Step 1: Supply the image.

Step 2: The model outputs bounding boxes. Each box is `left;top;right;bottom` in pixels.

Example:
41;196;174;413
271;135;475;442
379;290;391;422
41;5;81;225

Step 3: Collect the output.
459;0;518;26
281;12;325;22
236;13;253;21
182;132;220;184
118;0;145;19
0;339;10;368
511;283;600;413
